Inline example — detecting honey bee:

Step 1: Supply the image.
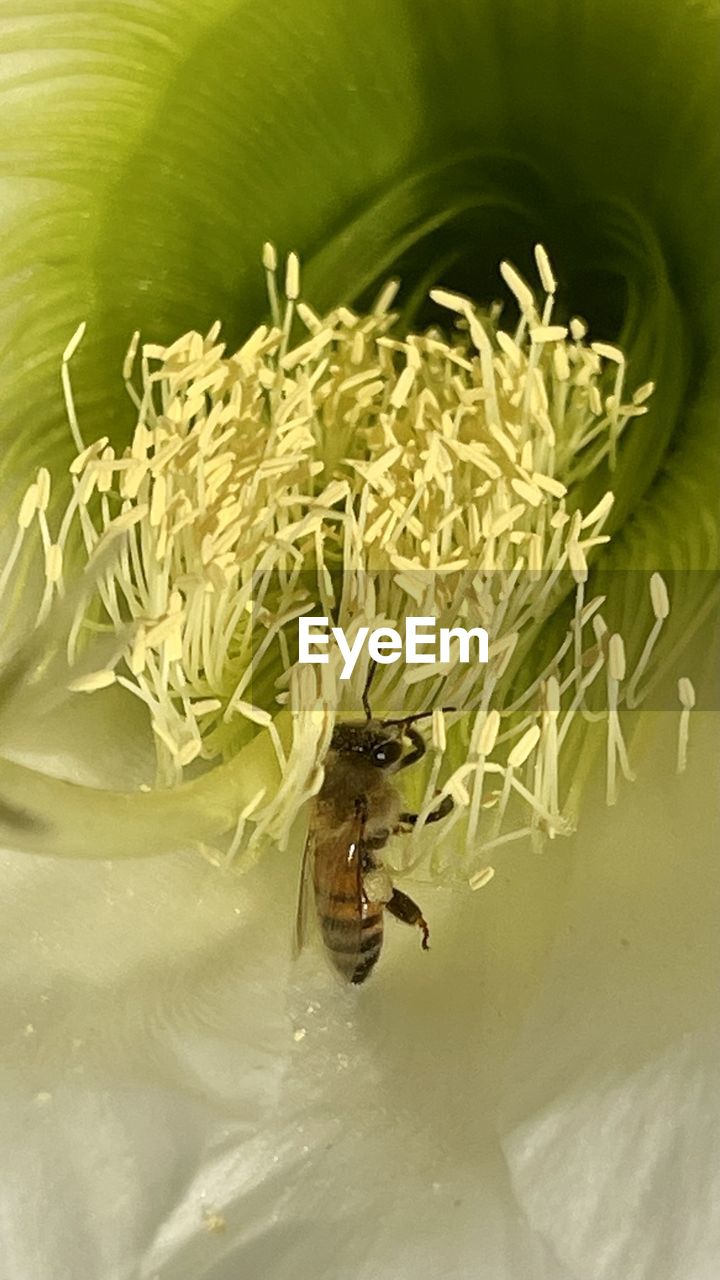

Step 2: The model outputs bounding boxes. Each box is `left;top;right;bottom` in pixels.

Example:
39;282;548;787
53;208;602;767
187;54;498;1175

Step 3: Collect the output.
295;669;454;984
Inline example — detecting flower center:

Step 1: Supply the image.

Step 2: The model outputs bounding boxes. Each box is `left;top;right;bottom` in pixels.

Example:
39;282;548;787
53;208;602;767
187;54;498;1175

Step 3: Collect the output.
0;245;693;881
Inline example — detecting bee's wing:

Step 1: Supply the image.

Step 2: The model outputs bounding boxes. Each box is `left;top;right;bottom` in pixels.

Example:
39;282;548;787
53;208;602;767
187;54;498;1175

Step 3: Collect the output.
293;827;316;957
293;813;366;962
311;814;367;965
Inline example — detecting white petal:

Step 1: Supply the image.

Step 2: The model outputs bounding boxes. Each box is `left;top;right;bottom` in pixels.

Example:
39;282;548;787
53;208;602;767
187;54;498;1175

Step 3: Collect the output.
0;843;565;1280
499;709;720;1280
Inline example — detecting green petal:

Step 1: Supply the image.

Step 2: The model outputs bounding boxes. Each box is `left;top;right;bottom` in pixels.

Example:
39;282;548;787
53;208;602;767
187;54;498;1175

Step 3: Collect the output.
2;1;717;541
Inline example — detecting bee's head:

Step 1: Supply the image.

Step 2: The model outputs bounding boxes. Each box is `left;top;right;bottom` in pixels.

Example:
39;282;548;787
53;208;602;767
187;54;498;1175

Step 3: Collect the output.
330;720;408;770
354;662;454;769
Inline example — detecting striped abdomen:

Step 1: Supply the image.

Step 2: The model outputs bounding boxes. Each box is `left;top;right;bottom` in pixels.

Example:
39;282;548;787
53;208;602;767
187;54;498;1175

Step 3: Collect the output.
312;829;384;985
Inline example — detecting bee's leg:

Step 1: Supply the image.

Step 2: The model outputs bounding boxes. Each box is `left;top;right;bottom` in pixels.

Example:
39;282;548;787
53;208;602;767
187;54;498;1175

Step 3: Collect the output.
397;794;454;828
395;726;426;770
385;887;430;950
361;829;390;855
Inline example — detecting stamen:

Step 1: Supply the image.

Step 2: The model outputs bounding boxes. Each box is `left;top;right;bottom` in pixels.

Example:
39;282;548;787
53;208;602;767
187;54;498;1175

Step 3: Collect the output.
606;634;636;805
677;677;695;774
626;572;670;707
1;245;668;869
61;324;87;454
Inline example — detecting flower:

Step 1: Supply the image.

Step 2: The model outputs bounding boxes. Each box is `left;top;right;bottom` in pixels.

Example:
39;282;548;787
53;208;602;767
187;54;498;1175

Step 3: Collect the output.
0;3;717;1279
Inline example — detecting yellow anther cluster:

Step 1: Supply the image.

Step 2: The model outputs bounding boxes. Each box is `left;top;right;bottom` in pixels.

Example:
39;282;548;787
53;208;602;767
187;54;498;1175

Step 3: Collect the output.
2;246;689;879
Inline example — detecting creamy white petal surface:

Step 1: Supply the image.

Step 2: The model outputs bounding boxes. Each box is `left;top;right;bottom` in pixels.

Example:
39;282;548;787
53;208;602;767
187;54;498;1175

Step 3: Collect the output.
1;703;717;1280
0;849;564;1280
499;712;720;1280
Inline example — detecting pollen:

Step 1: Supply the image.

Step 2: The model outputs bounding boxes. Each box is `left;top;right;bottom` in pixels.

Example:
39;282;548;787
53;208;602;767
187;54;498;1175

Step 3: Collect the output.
1;245;680;880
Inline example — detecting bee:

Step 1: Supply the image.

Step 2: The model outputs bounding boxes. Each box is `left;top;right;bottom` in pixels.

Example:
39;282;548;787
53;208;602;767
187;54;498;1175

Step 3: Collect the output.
295;668;454;984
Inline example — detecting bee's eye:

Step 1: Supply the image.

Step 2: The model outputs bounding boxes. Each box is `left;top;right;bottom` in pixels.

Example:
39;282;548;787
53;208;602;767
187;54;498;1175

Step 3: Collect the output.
372;740;403;767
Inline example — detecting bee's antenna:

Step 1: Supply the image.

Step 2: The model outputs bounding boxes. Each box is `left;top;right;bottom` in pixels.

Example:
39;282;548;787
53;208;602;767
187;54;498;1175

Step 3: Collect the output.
382;705;456;727
362;659;377;721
